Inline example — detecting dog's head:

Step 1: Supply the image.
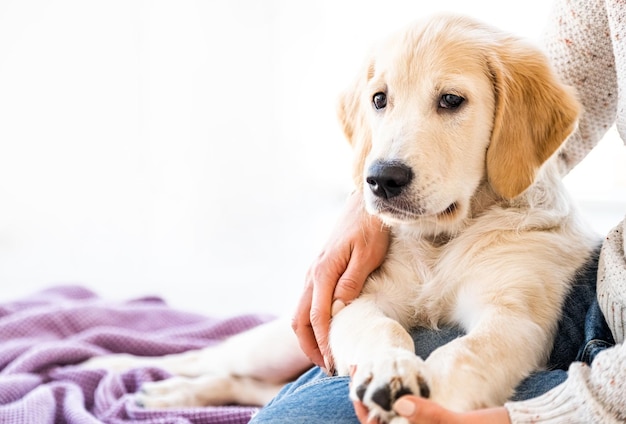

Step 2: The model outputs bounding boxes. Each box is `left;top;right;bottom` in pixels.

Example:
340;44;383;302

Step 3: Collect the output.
339;14;580;233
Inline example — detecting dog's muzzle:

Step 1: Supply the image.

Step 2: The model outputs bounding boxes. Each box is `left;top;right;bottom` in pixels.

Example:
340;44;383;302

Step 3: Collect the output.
366;160;414;200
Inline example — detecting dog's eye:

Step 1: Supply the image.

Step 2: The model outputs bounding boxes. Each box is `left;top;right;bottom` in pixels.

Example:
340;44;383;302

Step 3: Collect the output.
439;94;464;110
372;92;387;110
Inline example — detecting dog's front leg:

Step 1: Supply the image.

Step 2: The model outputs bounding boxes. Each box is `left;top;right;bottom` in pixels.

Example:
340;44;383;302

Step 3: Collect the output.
424;310;551;411
330;296;429;423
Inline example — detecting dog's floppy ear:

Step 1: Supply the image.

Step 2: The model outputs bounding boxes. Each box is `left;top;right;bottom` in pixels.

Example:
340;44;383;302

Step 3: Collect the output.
337;60;375;189
487;39;580;199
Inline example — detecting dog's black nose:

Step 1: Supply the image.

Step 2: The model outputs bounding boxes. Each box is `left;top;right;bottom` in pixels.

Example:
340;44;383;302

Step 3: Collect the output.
366;160;413;199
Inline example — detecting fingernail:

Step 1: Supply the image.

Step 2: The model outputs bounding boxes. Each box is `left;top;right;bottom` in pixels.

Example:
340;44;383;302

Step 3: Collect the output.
323;357;332;375
331;299;346;316
348;364;356;376
323;356;336;375
393;397;416;416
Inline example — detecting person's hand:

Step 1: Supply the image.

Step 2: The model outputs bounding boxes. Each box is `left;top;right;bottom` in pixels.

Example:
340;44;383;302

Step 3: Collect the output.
291;190;390;371
353;395;511;424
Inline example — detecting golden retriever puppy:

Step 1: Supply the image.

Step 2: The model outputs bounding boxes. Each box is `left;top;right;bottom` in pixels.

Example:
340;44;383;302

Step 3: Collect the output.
83;13;598;424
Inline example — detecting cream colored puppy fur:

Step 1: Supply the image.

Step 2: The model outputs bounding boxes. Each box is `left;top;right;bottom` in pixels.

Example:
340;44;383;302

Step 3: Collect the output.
83;14;598;424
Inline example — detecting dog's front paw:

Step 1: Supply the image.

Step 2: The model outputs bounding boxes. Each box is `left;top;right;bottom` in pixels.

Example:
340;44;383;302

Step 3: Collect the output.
350;349;430;424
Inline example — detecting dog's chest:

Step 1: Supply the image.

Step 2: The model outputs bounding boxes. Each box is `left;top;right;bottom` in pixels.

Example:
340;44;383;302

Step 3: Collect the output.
366;233;467;327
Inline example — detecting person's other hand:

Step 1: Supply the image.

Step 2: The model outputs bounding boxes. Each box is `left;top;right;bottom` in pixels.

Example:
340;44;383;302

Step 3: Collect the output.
353;395;511;424
291;191;390;371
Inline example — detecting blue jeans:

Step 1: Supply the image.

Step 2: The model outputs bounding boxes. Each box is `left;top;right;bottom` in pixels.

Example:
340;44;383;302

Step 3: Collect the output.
251;249;614;423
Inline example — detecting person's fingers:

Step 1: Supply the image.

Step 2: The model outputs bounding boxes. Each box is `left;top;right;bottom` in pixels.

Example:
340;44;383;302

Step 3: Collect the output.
392;396;455;424
333;215;389;305
332;256;371;305
350;367;380;424
293;250;348;370
309;255;347;372
291;277;325;368
394;397;424;423
393;396;511;424
293;191;390;374
352;400;380;424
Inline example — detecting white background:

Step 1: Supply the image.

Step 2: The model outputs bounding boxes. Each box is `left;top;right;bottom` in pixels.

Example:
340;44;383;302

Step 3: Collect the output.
1;0;624;318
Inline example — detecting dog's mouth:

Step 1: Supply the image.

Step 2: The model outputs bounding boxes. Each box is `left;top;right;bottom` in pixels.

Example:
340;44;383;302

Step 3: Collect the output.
370;198;461;223
437;202;459;219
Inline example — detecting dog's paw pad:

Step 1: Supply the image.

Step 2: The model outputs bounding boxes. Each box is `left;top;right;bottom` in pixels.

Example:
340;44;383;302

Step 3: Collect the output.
371;385;394;411
350;351;429;423
416;374;430;398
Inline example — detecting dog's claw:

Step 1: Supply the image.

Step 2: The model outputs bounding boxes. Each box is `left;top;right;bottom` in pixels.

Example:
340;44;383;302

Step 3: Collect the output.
396;385;413;399
417;375;430;398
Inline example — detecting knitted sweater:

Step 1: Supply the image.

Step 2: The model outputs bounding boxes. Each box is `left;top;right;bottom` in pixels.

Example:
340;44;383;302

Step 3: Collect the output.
505;0;626;422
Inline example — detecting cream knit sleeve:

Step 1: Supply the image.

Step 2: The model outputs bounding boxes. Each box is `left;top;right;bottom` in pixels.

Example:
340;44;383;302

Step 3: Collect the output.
505;219;626;423
598;219;626;345
505;344;626;423
505;3;626;420
543;0;618;174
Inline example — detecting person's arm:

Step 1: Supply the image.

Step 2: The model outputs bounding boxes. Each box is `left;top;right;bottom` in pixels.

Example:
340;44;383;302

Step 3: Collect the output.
353;396;510;424
291;190;390;370
507;216;626;423
543;0;617;174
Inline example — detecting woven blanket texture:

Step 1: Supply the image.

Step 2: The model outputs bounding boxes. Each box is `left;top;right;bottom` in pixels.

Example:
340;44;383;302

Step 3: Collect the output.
0;285;272;424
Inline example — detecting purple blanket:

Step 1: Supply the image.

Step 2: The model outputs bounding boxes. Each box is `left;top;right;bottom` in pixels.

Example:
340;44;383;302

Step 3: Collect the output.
0;285;275;424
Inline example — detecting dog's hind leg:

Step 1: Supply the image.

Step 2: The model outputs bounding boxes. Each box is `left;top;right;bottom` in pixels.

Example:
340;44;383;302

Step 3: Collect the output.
152;318;312;383
136;374;284;407
81;318;312;406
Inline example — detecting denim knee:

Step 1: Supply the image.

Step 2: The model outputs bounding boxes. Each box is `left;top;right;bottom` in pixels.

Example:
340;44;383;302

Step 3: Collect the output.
250;368;358;424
